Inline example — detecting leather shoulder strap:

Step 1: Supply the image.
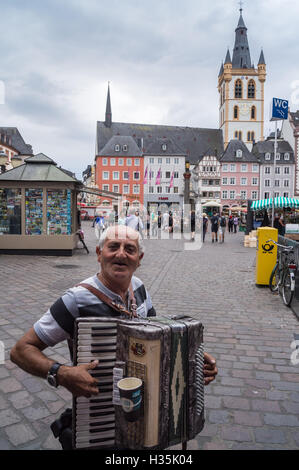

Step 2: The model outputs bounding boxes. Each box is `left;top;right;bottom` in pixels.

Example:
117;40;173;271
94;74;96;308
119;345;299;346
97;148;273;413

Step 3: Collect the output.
76;283;136;318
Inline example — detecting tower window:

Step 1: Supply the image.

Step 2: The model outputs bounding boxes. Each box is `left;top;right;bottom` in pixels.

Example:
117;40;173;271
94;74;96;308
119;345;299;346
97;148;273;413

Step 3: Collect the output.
238;131;242;141
234;106;239;119
251;106;256;120
248;80;255;98
235;79;242;98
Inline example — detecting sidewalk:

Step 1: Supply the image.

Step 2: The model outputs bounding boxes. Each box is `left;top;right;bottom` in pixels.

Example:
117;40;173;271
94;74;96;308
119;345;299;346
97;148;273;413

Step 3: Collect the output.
0;222;298;450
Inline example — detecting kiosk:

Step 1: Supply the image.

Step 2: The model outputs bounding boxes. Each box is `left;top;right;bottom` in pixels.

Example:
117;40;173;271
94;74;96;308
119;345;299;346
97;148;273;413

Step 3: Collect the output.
0;153;83;255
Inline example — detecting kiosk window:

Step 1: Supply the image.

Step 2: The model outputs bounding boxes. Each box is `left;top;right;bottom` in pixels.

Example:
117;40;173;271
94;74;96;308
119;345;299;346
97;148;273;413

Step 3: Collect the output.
0;188;22;234
25;188;43;235
47;189;72;235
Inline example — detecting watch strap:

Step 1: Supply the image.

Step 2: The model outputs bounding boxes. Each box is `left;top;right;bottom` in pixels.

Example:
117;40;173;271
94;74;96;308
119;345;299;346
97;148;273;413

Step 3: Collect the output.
48;362;61;377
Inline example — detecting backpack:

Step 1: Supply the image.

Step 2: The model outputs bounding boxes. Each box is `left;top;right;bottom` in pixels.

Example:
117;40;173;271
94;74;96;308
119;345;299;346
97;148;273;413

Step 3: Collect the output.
220;216;226;227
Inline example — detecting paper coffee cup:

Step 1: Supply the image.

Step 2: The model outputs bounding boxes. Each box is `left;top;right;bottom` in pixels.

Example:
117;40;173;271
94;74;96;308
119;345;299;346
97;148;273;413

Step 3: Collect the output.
117;377;143;422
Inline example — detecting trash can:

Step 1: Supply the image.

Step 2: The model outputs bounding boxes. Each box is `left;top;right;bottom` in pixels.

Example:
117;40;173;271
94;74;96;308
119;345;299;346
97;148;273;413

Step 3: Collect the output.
256;227;278;286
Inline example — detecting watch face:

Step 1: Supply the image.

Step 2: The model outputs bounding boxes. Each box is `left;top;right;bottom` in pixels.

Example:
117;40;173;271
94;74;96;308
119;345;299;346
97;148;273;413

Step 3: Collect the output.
47;374;57;387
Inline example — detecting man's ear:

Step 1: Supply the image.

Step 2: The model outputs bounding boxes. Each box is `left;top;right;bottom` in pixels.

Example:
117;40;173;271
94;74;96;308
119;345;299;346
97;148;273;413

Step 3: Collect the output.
138;252;144;266
96;246;101;260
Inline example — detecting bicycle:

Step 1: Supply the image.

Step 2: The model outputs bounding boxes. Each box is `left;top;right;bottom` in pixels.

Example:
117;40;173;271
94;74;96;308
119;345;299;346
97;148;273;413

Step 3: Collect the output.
267;239;297;307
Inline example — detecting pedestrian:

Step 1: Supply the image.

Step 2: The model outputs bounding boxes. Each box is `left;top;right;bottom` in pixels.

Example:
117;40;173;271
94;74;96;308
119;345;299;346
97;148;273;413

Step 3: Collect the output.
168;211;173;234
274;213;285;236
190;210;196;241
125;208;144;237
202;213;208;242
228;215;233;233
94;212;106;240
233;215;239;233
162;211;169;231
210;210;220;243
10;225;218;449
219;212;227;243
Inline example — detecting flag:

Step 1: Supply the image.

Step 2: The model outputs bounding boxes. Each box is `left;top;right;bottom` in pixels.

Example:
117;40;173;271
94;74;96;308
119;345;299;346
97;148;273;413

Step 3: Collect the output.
169;171;174;189
155;167;161;185
143;166;148;184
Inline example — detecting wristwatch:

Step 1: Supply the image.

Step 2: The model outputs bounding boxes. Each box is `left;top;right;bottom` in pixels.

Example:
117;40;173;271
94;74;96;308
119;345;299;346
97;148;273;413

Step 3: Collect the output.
47;362;62;388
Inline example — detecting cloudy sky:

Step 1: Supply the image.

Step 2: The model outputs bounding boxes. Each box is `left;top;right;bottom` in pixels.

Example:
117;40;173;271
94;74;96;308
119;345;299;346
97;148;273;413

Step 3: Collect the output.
1;0;299;178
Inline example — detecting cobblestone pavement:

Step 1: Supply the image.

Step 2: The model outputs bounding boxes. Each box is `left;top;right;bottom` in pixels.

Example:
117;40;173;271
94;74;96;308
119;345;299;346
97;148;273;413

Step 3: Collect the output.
0;222;298;450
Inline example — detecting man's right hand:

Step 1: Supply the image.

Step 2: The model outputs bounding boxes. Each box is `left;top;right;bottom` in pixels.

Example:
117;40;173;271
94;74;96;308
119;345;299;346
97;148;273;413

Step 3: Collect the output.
58;360;99;398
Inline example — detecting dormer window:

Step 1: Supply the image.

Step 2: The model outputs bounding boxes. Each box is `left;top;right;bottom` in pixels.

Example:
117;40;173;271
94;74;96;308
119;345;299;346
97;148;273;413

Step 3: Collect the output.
276;153;280;160
162;144;167;151
122;145;128;152
265;153;271;160
284;153;290;160
236;149;243;158
114;144;120;152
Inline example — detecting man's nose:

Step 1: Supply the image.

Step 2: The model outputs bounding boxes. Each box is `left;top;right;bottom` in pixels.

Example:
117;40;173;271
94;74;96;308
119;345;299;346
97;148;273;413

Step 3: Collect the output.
115;245;126;257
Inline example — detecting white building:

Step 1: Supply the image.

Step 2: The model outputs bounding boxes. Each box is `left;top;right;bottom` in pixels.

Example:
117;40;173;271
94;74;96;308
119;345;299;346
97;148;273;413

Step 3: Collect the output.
218;8;266;151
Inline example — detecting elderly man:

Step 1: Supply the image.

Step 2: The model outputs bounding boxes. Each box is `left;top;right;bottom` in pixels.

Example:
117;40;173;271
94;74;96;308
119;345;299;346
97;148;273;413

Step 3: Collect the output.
11;225;217;447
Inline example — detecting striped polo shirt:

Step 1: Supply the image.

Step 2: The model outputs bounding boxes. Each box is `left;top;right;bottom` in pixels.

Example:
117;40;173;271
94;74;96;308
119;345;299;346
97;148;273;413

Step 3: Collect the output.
34;274;156;348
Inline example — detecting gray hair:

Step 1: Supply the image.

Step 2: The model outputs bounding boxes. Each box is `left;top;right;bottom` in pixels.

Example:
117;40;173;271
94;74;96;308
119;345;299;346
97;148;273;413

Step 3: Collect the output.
98;224;145;254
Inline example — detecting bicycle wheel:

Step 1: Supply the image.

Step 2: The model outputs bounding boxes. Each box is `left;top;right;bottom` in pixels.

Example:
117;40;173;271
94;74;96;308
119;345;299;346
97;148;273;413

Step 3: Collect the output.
269;264;279;292
282;270;294;307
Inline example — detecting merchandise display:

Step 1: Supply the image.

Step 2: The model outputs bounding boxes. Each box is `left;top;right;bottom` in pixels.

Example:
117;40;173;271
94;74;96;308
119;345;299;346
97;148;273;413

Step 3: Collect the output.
0;188;22;235
47;189;72;235
25;188;43;235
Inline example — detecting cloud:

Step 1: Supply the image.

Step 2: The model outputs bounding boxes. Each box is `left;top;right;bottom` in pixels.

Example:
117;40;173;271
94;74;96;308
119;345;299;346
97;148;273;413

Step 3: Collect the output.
0;0;299;178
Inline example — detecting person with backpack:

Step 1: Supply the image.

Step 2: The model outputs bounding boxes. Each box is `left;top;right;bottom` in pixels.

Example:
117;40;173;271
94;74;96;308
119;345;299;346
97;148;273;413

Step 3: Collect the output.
219;212;227;243
202;213;208;242
210;210;220;243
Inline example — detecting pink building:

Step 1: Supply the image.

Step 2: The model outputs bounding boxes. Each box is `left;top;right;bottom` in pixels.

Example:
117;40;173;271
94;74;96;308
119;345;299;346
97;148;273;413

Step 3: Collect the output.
220;140;260;211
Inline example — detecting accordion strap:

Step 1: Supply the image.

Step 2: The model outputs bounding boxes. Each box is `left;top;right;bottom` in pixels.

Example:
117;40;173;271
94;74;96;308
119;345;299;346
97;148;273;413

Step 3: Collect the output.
76;282;137;318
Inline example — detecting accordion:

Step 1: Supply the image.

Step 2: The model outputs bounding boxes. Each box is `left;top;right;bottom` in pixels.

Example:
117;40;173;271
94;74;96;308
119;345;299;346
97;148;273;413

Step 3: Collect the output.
72;315;204;450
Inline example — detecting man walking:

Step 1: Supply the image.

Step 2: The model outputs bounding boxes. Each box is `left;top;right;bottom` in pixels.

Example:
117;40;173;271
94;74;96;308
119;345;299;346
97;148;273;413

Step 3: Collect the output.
210;211;220;243
219;212;227;243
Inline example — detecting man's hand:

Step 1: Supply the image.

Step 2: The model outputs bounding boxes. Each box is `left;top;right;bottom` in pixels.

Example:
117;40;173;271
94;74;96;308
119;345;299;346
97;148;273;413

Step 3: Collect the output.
58;360;100;397
203;352;218;386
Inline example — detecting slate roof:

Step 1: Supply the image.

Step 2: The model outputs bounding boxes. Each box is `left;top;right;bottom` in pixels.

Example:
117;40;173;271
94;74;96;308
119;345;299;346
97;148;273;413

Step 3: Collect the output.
220;139;259;163
252;139;295;164
258;49;266;65
231;11;253;69
0;127;33;155
0;153;81;183
98;135;142;157
96;122;224;164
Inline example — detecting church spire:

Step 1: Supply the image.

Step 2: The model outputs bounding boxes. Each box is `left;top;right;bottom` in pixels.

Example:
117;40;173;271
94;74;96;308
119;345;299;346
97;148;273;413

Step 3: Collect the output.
231;6;252;69
105;82;112;128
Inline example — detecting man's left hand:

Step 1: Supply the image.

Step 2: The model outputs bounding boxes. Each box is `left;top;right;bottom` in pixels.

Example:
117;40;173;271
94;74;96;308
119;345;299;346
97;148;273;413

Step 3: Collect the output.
203;352;218;386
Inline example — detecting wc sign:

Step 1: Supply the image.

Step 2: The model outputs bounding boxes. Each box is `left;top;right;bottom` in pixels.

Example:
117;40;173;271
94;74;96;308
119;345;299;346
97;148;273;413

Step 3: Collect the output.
270;97;289;121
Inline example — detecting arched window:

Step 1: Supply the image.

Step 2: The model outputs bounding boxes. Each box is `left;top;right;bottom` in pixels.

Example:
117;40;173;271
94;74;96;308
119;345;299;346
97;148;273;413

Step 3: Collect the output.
248;80;255;98
251;131;255;142
247;131;255;142
234;106;239;119
238;131;242;141
251;106;256;120
235;79;242;98
247;131;251;141
235;131;238;139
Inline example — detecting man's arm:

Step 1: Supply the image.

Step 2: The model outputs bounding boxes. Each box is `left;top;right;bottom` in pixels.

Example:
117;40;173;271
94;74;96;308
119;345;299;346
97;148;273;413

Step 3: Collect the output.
10;328;99;398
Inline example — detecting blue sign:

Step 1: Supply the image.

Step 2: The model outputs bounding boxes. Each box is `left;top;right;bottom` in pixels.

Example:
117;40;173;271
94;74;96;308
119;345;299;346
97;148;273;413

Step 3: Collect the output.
270;97;289;121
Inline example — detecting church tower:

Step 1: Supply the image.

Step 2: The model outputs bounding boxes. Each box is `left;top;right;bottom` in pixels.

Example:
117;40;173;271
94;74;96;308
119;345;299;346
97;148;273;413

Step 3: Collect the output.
218;7;266;150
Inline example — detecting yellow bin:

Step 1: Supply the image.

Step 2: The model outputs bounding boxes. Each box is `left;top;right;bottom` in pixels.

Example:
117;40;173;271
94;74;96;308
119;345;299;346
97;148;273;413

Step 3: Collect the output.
256;227;278;286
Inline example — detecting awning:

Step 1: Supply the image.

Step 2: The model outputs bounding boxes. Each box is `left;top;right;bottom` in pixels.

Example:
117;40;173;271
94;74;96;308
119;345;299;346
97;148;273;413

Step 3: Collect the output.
250;197;299;211
201;201;222;207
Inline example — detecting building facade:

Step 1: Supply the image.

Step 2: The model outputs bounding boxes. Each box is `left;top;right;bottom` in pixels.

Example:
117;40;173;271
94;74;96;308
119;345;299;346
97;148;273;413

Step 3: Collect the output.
0;128;33;174
218;9;266;151
191;152;221;207
220;140;260;210
252;138;295;199
281;110;299;195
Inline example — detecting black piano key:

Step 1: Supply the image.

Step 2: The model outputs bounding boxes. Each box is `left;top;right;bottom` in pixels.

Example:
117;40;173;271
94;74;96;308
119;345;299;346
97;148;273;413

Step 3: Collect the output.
91;347;116;353
89;418;115;427
89;410;114;417
90;404;114;411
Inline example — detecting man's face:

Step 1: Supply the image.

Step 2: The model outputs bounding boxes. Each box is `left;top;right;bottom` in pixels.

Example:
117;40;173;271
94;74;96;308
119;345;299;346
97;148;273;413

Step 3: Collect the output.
96;227;143;285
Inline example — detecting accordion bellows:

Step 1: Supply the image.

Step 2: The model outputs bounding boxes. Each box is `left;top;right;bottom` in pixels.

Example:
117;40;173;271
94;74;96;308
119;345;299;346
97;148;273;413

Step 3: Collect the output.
73;315;205;450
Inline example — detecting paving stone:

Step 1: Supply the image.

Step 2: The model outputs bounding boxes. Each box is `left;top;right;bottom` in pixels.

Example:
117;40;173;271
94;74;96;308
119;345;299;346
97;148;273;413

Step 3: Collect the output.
21;405;52;421
208;410;231;424
0;409;21;427
254;428;288;444
251;399;281;413
7;390;35;409
223;397;250;410
264;413;299;427
221;425;252;442
0;377;23;393
233;410;263;427
5;423;37;446
22;377;44;393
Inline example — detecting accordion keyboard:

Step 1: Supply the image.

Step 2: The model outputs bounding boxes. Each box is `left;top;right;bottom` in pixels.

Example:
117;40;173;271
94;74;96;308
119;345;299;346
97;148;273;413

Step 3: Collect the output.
74;321;118;449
